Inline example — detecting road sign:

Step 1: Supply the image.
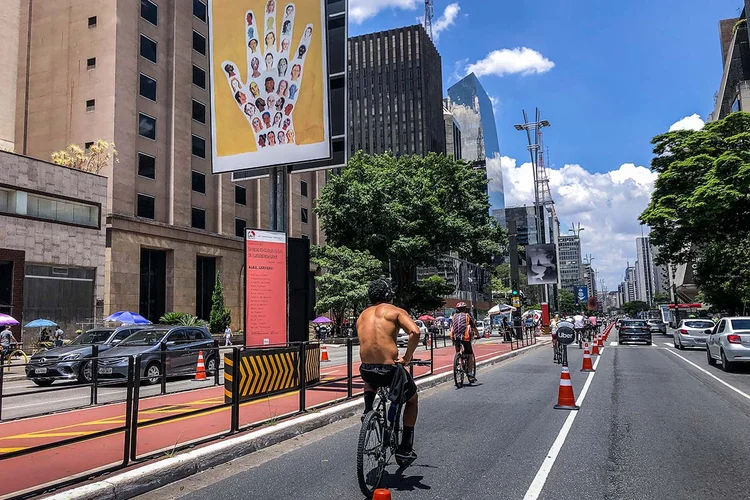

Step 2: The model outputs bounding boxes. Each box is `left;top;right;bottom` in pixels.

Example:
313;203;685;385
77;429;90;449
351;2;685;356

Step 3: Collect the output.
556;325;575;345
512;296;521;308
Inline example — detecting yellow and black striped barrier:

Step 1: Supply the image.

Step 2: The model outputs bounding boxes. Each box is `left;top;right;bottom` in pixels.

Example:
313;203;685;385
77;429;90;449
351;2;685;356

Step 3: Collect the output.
224;344;321;403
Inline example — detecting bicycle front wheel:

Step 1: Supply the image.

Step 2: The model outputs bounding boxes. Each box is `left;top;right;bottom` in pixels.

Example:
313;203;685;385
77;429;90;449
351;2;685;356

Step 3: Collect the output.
453;352;464;388
357;411;387;498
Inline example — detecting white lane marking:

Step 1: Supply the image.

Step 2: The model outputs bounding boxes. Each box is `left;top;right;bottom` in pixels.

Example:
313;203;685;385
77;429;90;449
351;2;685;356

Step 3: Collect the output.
663;348;750;402
523;353;602;500
610;341;618;346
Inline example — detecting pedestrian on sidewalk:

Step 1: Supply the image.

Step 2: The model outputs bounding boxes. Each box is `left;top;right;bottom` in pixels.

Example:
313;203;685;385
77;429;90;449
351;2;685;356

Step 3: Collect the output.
224;326;232;346
54;327;64;347
1;326;17;357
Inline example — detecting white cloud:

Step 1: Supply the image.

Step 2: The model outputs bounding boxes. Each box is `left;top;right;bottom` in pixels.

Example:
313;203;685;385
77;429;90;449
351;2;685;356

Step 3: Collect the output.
499;158;658;289
489;95;500;113
466;47;555;78
432;3;460;39
669;114;705;132
350;0;420;24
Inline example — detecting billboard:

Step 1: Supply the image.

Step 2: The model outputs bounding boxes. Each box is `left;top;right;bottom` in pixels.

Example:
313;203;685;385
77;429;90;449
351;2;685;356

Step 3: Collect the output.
574;286;589;306
245;229;287;346
526;244;558;285
209;0;331;174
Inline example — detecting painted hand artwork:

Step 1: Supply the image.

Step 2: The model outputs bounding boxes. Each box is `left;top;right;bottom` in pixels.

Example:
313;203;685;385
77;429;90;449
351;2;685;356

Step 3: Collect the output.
221;0;313;149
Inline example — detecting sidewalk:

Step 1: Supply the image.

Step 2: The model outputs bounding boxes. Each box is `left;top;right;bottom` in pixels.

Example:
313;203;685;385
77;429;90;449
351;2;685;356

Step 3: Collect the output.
1;364;26;382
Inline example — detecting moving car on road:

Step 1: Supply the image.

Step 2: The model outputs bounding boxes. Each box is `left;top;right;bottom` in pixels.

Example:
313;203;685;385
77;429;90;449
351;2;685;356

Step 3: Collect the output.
618;319;652;345
706;317;750;372
647;319;667;335
97;326;217;384
673;319;714;350
398;320;429;346
25;326;148;386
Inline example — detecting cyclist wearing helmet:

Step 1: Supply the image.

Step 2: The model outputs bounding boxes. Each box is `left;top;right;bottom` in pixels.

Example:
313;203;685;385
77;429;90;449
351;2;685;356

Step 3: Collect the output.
357;279;420;464
450;302;478;383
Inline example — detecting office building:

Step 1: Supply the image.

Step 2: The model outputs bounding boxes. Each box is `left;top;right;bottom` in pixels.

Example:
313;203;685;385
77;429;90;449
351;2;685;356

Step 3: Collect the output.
443;101;462;160
348;25;445;157
711;6;750;121
558;235;582;292
0;0;21;151
583;263;597;299
503;206;540;246
635;237;656;305
447;73;505;218
417;253;491;314
8;0;325;325
624;265;637;304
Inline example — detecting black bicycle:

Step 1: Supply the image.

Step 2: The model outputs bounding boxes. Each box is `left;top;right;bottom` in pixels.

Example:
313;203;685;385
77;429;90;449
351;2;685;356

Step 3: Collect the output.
453;346;476;388
356;360;431;498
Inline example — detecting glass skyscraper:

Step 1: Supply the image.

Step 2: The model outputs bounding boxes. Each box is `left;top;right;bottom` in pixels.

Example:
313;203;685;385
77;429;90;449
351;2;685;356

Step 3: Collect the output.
447;73;505;216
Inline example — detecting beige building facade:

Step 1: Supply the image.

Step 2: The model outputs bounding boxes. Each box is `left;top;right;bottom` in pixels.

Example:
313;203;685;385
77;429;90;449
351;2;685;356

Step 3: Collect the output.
8;0;326;329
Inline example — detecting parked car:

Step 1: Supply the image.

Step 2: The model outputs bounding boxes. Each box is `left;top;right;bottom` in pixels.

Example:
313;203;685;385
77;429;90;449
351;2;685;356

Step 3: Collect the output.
706;317;750;371
476;324;485;338
397;320;430;347
25;326;148;386
97;326;217;384
673;319;714;349
414;320;429;340
647;319;667;335
618;319;652;345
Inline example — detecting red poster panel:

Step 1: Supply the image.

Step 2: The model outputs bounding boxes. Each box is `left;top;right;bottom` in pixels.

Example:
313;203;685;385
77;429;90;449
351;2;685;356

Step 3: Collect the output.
541;303;550;327
245;230;287;347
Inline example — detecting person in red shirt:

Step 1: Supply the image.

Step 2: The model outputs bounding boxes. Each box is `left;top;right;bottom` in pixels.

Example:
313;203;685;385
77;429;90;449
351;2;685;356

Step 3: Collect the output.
450;303;478;383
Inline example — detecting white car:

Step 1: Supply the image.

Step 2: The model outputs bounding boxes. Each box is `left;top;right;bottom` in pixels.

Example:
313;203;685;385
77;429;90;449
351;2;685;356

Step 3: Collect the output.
397;320;429;346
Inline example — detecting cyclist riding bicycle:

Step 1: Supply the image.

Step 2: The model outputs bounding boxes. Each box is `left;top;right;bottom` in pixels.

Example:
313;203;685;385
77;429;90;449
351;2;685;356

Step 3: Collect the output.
356;279;420;465
573;312;586;346
450;303;478;384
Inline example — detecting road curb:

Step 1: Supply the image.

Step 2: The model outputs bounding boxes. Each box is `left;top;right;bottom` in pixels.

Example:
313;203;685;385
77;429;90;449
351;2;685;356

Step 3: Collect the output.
43;340;549;500
2;374;26;382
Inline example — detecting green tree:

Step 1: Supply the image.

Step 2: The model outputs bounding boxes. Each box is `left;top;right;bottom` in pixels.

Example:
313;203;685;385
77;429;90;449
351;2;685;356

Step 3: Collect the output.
311;245;383;335
622;301;650;316
653;292;671;304
315;152;504;311
640;112;750;313
558;290;576;314
209;272;232;334
408;275;455;315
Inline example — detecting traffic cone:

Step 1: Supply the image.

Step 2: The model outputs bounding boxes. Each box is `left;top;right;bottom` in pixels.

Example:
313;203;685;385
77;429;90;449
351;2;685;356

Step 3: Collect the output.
591;337;600;356
194;351;207;381
321;344;330;362
554;365;580;410
597;332;604;351
373;489;392;500
581;343;595;372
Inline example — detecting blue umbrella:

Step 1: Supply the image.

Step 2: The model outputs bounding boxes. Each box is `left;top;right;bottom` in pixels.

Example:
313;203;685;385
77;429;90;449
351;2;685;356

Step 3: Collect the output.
105;311;152;325
24;319;58;328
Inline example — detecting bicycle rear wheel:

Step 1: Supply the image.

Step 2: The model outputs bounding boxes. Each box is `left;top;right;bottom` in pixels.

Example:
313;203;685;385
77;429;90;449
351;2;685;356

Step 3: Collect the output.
357;411;387;498
453;352;464;388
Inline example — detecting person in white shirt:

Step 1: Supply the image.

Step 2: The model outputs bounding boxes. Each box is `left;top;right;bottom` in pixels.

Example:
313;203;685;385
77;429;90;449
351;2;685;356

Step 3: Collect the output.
224;326;232;346
573;313;586;346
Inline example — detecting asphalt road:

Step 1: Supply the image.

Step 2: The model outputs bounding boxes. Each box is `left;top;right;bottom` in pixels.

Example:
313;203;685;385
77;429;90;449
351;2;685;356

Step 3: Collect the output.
137;330;750;500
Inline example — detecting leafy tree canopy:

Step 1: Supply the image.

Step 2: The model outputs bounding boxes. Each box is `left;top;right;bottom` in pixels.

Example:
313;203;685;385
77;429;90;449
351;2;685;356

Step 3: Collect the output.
622;301;650;316
558;290;576;314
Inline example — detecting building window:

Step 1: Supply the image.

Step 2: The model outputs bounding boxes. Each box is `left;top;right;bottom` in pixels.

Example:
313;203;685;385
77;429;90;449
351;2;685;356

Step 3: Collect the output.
191;207;206;229
301;207;308;224
193;31;206;56
86;57;96;70
138;113;156;140
301;234;309;239
85;99;95;112
137;194;155;219
235;185;247;205
88;16;97;28
195;256;216;320
139;74;157;101
191;171;206;194
192;100;206;123
140;0;158;26
140;34;157;63
84;142;94;151
300;180;308;197
138;152;156;179
140;249;167;323
192;135;206;158
193;0;207;22
193;65;206;89
17;192;100;227
235;218;246;238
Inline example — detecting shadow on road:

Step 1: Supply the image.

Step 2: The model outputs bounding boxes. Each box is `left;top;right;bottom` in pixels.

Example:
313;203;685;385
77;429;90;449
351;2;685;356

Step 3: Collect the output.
380;464;433;493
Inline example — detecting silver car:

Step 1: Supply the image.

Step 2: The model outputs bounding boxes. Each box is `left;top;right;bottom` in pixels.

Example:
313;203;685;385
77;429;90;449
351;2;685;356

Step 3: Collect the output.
673;319;715;349
706;317;750;371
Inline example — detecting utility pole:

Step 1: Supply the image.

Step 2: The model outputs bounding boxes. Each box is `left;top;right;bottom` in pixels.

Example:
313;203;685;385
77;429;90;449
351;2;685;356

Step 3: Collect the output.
508;220;521;326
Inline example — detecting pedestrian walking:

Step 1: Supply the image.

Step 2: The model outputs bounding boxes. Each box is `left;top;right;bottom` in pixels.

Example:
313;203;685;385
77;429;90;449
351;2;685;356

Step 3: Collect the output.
1;326;17;356
224;326;232;346
54;327;64;347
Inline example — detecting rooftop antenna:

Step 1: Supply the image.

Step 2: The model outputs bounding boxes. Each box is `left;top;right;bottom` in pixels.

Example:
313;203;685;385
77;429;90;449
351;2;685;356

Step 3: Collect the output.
424;0;434;40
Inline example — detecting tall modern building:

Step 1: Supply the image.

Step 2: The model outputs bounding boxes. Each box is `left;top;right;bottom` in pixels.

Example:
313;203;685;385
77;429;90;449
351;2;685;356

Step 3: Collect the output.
583;263;597;299
348;25;445;156
636;237;656;305
558;235;582;292
7;0;326;325
447;73;505;218
711;6;750;121
504;206;540;246
443;101;463;160
624;265;637;304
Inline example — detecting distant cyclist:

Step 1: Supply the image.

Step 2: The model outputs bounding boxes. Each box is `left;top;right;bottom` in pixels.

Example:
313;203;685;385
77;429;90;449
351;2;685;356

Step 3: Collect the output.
573;312;586;347
450;303;478;383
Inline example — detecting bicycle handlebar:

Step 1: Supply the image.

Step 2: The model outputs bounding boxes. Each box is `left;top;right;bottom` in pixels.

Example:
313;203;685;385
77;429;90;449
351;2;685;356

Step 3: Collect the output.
407;359;432;367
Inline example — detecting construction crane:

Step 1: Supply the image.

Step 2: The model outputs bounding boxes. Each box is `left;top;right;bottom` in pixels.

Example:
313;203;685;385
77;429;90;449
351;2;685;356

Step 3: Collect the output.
424;0;434;40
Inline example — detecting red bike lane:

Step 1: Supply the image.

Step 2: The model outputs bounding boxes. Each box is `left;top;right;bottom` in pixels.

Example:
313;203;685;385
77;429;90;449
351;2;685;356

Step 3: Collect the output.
0;339;525;497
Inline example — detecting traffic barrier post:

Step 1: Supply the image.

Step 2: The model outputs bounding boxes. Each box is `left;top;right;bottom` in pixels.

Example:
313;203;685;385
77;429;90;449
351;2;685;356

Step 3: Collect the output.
129;355;142;462
160;342;167;395
90;345;99;405
123;356;135;466
230;347;241;433
347;338;353;399
0;357;4;421
298;342;307;412
430;332;435;375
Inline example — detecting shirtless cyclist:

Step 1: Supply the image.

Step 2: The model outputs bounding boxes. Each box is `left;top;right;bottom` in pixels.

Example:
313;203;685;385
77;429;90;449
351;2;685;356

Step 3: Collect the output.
357;279;420;464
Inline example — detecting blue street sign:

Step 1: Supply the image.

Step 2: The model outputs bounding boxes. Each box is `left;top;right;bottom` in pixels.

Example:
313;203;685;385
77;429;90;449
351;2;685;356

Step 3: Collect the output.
575;286;589;305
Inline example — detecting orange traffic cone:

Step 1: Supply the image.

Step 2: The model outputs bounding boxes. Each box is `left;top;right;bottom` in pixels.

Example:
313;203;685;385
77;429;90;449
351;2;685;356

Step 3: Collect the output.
194;351;207;381
373;489;391;500
597;332;604;350
591;337;600;356
581;342;595;372
554;365;580;410
321;344;330;362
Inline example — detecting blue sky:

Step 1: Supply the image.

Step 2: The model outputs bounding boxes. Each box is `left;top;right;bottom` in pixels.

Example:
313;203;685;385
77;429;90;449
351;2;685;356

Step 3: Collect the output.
348;0;742;289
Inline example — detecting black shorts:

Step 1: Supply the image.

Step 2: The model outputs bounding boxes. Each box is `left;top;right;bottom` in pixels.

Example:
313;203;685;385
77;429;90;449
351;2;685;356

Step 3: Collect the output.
360;363;417;402
453;339;474;355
